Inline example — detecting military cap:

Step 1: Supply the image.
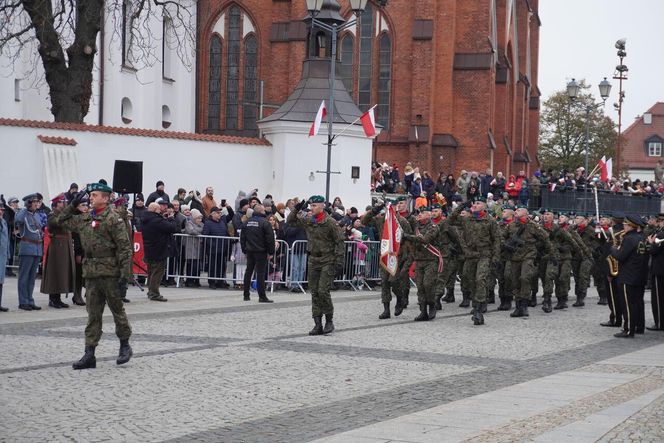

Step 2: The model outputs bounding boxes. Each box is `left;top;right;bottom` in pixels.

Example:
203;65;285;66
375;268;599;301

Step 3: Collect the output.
430;203;442;210
156;198;168;205
625;214;645;228
396;195;409;202
419;206;431;212
87;182;113;193
51;193;66;205
309;195;325;204
514;203;528;210
385;198;397;205
7;197;18;204
22;193;39;203
541;207;553;214
568;211;576;217
473;196;487;203
502;204;516;211
612;211;626;220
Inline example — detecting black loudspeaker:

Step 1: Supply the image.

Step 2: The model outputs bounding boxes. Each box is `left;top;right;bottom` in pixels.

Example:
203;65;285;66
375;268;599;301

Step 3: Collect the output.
113;160;143;194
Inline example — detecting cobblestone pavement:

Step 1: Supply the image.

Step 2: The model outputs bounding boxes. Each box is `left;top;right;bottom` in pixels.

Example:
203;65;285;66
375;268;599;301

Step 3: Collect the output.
1;277;664;442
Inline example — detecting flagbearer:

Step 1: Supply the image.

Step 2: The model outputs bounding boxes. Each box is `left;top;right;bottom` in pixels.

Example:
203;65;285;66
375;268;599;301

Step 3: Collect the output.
287;196;345;335
362;200;412;319
404;207;442;321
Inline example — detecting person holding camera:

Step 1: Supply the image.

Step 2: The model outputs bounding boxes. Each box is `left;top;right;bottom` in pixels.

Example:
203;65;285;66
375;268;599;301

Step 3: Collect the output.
141;202;180;301
240;204;275;303
51;182;134;370
504;205;554;318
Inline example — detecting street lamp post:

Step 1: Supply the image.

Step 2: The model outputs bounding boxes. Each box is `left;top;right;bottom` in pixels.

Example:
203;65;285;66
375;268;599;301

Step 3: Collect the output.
613;39;628;177
566;78;611;213
306;0;368;203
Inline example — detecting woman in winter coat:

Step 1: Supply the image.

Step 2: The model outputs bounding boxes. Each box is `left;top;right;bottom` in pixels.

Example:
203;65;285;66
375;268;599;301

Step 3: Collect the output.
184;209;204;287
40;195;75;308
506;174;520;199
491;172;506;195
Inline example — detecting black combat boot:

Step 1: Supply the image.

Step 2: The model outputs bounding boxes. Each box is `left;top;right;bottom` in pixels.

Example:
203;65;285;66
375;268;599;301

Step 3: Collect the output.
258;295;273;303
573;294;585;307
394;296;404;317
428;303;437;320
459;294;470;308
309;316;324;335
542;296;553;313
72;346;96;370
434;295;443;311
510;300;525;317
442;288;455;303
402;294;409;309
378;302;391;320
497;297;510;311
414;304;429;321
487;291;496;304
554;297;567;310
597;296;608;305
48;294;61;309
117;339;133;365
522;301;529;317
529;291;537;307
472;304;485;325
55;294;69;308
323;314;335;334
72;292;85;306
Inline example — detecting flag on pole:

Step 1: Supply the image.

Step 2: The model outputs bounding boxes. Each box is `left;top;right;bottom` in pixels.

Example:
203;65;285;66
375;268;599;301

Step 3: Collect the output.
606;157;613;180
309;101;327;137
599;156;608;182
380;203;402;276
360;106;377;138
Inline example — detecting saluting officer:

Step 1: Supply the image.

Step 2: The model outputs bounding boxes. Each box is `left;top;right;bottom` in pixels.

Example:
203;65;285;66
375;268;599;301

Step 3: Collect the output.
610;215;648;338
52;183;134;369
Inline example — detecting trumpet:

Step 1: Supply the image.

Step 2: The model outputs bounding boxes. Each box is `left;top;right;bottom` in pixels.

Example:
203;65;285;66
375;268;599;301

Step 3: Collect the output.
607;229;625;277
654;237;664;245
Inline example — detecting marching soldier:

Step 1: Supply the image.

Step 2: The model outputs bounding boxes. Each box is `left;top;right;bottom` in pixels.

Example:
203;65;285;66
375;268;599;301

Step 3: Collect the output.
362;200;412;319
645;213;664;331
610;215;648;338
393;196;417;309
537;209;564;313
287;196;345;335
506;205;554;317
52;182;134;370
563;213;592;307
450;198;500;325
495;205;515;311
601;212;626;328
594;214;612;306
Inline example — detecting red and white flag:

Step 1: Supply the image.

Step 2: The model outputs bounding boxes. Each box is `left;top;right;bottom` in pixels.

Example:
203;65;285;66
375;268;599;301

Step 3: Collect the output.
309;101;327;137
360;106;377;138
380;203;402;276
606;157;613;180
599;156;613;182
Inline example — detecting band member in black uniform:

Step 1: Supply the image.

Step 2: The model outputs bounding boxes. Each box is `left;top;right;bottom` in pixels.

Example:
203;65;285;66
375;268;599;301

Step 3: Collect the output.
610;215;648;338
601;212;625;328
645;213;664;331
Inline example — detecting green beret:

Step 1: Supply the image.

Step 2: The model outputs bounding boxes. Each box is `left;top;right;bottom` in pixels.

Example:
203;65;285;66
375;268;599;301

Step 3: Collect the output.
542;208;554;214
309;195;325;204
474;196;487;203
385;198;397;205
430;203;442;210
502;204;515;211
515;204;528;209
419;206;431;212
396;195;408;202
87;182;113;194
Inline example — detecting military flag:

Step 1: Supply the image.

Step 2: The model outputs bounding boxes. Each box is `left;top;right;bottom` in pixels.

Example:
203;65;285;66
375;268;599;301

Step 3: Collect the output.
380;203;402;276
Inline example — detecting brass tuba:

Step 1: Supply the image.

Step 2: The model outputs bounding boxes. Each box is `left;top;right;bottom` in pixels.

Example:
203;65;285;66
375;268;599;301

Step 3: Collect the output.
607;228;625;277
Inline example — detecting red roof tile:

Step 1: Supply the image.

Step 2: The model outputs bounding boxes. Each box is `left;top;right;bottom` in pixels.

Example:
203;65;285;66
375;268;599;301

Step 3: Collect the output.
0;118;271;146
37;135;77;146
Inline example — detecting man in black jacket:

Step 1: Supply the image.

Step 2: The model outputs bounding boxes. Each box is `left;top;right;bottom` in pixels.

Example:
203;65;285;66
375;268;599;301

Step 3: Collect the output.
610;215;648;338
141;203;180;301
240;204;275;303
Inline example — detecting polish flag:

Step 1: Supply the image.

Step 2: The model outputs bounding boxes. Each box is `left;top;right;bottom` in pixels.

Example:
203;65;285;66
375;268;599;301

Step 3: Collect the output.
380;203;402;276
360;106;377;138
599;156;608;182
309;101;327;137
606;158;613;180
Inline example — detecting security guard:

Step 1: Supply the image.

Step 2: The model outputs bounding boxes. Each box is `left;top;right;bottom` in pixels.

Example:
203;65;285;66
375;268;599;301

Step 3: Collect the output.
610;215;648;338
52;182;134;369
287;196;344;335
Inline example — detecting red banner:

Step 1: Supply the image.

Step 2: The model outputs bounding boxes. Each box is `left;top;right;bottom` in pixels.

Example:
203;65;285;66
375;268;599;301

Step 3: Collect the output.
380;204;402;276
132;232;148;275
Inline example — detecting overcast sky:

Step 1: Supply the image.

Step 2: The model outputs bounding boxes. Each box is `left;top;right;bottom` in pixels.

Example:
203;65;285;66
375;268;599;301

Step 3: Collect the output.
538;0;664;126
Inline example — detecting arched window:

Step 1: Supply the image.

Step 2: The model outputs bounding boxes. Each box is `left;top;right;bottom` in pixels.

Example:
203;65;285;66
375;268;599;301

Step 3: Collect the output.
339;34;354;94
225;6;241;131
377;33;391;128
243;35;258;136
357;2;374;112
208;35;222;131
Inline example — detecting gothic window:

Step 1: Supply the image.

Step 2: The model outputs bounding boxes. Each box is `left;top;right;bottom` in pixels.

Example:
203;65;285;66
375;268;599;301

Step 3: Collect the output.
225;6;241;131
358;3;374;112
339;34;354;93
207;35;222;131
243;35;258;136
377;33;391;128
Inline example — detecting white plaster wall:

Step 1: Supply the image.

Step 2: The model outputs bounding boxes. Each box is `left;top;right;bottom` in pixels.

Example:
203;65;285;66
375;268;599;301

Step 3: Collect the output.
260;121;373;211
0;125;271;204
628;169;655;182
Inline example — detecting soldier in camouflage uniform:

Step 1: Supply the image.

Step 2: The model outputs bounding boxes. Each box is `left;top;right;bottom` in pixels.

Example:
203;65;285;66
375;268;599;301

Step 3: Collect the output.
287;195;344;335
404;207;443;321
559;213;591;308
393;196;417;309
114;195;134;303
52;183;134;370
428;204;461;310
506;205;554;317
448;207;471;307
572;213;597;307
362;200;412;319
495;205;516;311
539;210;576;311
450;199;500;325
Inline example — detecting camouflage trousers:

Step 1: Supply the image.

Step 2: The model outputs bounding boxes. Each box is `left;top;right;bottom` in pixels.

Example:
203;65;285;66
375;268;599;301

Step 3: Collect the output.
415;260;437;305
395;255;414;303
462;257;491;303
509;259;537;301
533;258;558;297
435;256;457;297
381;269;408;304
84;277;132;347
572;258;592;297
308;262;335;317
555;259;572;299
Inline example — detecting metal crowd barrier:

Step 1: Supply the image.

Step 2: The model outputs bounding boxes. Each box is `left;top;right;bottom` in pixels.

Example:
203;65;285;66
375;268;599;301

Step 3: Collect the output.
165;233;381;293
541;188;662;216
